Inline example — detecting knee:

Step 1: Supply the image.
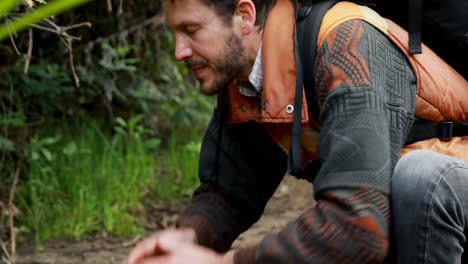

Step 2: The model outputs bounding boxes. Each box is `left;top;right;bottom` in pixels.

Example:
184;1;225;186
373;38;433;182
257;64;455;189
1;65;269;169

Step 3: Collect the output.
392;150;439;195
392;150;467;203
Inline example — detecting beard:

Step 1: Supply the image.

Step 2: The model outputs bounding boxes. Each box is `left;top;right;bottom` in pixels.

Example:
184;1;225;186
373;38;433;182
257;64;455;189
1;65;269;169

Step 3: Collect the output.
186;33;245;96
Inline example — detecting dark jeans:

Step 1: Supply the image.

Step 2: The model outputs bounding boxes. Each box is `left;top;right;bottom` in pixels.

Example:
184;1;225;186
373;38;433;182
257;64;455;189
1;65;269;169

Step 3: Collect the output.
392;150;468;264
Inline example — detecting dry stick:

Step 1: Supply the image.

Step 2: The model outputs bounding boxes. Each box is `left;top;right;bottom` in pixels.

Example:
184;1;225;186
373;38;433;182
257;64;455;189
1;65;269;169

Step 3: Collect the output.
5;15;84;41
41;18;92;87
118;0;123;16
6;19;21;56
30;23;82;41
0;239;12;264
106;0;113;12
44;18;62;31
63;22;92;31
85;14;165;51
68;41;80;87
8;33;21;55
8;157;23;264
24;29;33;74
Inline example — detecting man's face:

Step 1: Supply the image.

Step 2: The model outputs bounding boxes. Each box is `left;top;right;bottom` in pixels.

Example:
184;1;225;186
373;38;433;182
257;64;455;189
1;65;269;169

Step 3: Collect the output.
165;0;246;96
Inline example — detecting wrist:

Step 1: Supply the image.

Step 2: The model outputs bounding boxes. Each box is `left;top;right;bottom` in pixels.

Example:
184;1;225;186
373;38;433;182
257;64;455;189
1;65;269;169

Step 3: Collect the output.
178;227;199;244
219;250;235;264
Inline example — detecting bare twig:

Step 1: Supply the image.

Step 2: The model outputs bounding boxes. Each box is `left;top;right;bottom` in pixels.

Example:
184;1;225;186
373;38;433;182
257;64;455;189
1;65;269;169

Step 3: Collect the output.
8;157;23;264
0;239;12;264
8;33;21;56
5;18;21;56
106;0;113;13
118;0;124;16
29;23;82;41
44;18;62;31
6;15;87;41
68;41;80;87
63;22;92;31
24;29;33;74
84;14;165;54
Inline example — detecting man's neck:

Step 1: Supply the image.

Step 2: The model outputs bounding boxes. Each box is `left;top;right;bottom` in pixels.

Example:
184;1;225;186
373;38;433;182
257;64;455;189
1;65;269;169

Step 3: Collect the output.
236;33;263;82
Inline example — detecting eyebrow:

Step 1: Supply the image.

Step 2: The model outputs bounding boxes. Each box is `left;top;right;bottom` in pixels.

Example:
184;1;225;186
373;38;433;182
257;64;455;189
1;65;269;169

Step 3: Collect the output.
167;20;200;31
176;21;200;29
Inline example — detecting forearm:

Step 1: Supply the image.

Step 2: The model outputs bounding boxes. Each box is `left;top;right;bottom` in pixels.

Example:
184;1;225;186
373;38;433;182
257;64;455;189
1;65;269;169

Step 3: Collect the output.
177;188;260;253
178;112;287;252
233;186;389;263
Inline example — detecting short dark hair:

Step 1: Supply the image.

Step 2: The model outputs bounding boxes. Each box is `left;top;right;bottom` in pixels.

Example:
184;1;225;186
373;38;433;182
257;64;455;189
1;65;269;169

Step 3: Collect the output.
198;0;278;28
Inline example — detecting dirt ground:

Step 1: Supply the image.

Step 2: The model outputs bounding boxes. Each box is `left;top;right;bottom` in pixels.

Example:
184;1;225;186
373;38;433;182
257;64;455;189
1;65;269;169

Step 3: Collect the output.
14;176;314;264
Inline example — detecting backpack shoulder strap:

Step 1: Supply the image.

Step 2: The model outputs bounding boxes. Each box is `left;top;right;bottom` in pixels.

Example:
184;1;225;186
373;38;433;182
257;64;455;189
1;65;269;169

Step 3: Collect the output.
288;0;336;177
296;0;337;123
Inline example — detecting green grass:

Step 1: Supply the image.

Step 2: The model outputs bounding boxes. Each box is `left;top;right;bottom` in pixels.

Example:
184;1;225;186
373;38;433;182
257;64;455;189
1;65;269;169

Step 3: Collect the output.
152;129;201;201
16;114;202;246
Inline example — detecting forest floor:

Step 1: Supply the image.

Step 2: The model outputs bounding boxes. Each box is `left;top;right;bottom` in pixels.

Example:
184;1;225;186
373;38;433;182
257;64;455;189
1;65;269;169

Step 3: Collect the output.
15;176;314;264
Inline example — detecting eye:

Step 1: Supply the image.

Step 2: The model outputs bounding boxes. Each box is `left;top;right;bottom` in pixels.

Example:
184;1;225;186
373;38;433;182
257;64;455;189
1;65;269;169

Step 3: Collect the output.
185;26;199;35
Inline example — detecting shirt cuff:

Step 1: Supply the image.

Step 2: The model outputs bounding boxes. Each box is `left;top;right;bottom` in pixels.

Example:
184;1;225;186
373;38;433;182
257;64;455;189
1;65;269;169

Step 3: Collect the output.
177;215;215;248
234;245;257;264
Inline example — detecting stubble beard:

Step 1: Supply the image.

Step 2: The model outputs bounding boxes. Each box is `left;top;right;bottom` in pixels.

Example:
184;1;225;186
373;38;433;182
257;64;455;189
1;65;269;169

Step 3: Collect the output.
188;33;245;96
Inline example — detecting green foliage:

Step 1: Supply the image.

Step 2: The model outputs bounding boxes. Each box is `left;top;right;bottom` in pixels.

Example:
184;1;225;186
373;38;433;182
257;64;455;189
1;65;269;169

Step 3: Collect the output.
153;130;201;201
0;0;92;42
0;112;25;127
78;42;140;103
1;0;214;248
16;114;157;244
0;0;20;19
0;136;15;151
77;40;214;137
16;113;204;246
15;63;74;116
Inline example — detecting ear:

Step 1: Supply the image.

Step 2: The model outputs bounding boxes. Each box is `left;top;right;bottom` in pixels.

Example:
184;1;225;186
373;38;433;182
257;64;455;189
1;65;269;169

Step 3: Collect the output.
235;0;256;35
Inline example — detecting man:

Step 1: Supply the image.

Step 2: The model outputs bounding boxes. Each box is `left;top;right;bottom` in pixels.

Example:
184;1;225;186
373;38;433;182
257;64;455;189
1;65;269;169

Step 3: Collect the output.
125;0;468;263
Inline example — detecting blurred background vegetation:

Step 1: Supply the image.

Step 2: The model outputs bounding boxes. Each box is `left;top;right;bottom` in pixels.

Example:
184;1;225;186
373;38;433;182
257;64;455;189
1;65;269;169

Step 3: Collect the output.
0;0;213;256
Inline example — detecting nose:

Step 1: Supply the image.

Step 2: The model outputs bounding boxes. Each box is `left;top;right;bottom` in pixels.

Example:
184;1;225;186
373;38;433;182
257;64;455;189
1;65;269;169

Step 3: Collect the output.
174;33;193;61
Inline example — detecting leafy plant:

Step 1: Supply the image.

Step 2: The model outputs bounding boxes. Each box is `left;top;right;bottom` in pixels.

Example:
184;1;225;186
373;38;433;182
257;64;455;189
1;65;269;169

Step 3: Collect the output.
17;114;161;244
12;63;74;117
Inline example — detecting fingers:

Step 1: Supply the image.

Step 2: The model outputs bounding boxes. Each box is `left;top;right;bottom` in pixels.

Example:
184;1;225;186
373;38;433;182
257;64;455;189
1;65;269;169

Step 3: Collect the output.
134;244;224;264
125;228;197;264
125;232;161;264
157;228;197;252
138;255;172;264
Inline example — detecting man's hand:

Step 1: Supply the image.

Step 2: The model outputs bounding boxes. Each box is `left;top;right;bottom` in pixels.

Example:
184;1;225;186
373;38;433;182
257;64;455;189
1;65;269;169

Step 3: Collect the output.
125;228;198;264
130;244;235;264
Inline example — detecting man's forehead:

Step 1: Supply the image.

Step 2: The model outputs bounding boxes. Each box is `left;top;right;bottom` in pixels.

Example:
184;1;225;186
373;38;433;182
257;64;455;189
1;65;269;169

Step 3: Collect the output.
164;0;215;27
164;0;213;14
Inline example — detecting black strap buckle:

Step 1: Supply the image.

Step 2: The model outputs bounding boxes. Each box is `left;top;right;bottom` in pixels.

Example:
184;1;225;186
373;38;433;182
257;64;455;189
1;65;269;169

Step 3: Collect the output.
438;122;454;141
297;6;312;21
